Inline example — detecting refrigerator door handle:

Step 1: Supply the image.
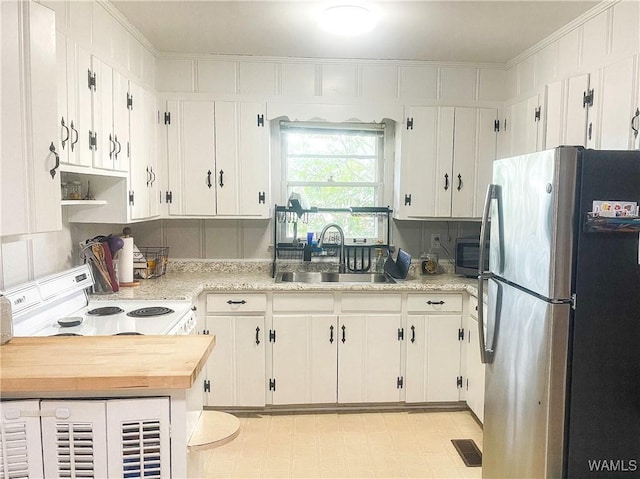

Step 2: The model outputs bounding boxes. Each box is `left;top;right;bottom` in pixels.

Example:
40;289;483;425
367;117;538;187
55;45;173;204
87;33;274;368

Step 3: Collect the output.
478;184;500;364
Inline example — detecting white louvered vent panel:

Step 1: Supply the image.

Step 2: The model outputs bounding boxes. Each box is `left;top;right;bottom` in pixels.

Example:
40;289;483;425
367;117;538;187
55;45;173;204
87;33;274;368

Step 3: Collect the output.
0;423;29;479
41;401;107;479
0;400;43;479
54;422;96;478
106;398;170;479
120;421;162;479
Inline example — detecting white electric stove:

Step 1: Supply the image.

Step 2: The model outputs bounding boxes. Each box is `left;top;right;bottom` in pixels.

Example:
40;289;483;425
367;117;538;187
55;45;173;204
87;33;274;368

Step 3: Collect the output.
2;265;196;337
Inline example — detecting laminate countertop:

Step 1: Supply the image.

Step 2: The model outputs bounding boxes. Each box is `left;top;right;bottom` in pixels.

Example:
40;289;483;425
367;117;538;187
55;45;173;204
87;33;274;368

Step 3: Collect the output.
95;269;482;302
0;335;215;394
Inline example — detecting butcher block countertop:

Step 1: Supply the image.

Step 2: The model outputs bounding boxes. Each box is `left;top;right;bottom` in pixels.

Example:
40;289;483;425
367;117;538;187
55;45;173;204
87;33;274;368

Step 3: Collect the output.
0;335;215;394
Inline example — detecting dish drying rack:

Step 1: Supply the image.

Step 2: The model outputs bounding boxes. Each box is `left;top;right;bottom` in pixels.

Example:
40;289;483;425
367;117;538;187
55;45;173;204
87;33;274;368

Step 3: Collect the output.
272;205;393;277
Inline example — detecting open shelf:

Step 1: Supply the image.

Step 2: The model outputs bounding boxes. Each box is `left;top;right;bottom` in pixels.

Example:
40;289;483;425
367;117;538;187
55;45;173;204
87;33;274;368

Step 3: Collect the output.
61;200;108;207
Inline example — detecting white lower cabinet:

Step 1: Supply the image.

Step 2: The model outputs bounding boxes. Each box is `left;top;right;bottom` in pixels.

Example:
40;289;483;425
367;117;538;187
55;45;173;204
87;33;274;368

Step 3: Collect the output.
270;293;402;405
271;314;338;405
465;295;486;423
0;400;44;478
405;293;464;403
337;313;403;403
204;294;267;407
1;398;170;479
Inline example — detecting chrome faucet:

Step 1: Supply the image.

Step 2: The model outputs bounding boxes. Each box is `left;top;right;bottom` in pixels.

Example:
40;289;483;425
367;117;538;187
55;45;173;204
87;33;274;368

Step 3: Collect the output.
318;223;345;273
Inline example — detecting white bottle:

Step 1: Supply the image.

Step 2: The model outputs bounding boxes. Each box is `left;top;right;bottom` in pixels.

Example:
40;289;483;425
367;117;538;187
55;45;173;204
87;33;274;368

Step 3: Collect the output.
0;294;13;345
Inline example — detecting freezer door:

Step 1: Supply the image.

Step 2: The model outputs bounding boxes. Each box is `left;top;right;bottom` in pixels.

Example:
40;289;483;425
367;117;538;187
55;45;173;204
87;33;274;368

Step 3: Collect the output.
483;278;571;479
489;147;578;299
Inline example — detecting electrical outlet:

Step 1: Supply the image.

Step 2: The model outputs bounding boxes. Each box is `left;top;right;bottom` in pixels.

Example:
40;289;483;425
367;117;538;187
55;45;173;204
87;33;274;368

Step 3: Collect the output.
431;234;441;249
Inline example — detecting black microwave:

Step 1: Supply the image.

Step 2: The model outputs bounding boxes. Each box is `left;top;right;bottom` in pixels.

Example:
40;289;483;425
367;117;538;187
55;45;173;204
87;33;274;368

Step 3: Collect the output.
455;236;489;277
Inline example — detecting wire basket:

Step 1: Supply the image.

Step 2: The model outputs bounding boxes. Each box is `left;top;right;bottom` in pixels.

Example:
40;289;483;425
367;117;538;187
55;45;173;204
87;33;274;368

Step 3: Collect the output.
134;247;169;279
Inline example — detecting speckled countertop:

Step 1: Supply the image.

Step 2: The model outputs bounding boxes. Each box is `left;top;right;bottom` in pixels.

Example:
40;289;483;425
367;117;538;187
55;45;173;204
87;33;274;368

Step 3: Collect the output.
94;260;484;302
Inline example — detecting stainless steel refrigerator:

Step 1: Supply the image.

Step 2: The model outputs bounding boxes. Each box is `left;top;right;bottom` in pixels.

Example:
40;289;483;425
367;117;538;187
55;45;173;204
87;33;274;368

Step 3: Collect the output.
478;146;640;478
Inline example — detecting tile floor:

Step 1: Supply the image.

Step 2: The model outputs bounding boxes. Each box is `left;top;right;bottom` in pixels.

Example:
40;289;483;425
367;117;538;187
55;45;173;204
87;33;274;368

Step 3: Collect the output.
197;410;483;478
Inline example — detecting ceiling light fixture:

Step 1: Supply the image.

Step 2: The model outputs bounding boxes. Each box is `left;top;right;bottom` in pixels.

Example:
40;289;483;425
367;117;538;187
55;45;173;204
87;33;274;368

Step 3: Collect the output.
318;4;378;36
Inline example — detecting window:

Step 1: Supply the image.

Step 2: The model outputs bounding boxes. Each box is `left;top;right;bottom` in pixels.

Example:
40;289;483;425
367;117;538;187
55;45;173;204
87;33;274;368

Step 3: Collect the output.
281;122;386;239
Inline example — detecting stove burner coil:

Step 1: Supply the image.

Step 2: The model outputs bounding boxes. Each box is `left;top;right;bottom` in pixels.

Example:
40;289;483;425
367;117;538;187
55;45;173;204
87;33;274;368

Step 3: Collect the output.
126;307;174;318
52;332;83;336
87;306;125;316
113;332;144;335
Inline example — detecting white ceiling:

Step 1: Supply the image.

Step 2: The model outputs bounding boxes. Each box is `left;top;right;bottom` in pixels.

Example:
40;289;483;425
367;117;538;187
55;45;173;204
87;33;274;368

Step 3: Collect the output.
111;0;600;63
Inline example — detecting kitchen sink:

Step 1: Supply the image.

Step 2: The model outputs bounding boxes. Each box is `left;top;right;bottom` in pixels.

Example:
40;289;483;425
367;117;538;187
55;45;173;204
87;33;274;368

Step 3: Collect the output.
275;271;396;284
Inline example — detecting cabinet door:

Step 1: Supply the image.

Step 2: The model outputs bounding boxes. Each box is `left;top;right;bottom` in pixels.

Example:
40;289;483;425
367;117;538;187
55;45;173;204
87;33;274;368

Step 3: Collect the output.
166;100;216;216
204;315;265;407
545;74;590;149
111;70;130;172
271;315;338;405
451;108;497;218
1;0;29;235
41;400;109;478
0;400;44;479
94;57;114;170
129;83;158;221
106;398;171;478
595;56;637;150
213;101;240;215
406;314;462;403
214;102;270;217
238;102;269;216
510;94;541;155
465;313;486;423
338;314;402;403
1;0;60;236
396;106;454;219
70;43;93;167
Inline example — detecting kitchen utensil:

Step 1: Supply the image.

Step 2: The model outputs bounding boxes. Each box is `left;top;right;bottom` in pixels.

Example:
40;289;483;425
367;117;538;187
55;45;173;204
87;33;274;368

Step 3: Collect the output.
102;242;120;292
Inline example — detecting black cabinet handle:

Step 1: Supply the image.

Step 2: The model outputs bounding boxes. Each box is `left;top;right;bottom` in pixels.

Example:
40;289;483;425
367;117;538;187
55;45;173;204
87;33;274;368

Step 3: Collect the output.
146;167;151;186
632;108;639;139
588;122;593;140
410;325;416;343
404;193;411;206
457;174;462;191
444;173;449;191
191;306;197;311
70;121;78;152
255;326;260;345
329;325;334;344
49;142;60;179
227;300;247;305
109;134;116;158
427;300;445;305
150;167;156;186
341;325;346;343
219;169;224;187
207;170;212;189
114;135;121;160
60;117;69;149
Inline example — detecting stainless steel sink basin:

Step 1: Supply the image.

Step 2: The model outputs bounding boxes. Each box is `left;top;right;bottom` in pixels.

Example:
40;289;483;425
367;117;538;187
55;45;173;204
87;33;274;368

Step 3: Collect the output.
275;271;396;284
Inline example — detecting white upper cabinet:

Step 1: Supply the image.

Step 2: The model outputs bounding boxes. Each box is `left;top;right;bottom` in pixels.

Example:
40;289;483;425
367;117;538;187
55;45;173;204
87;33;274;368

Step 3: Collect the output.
545;73;590;149
56;34;92;168
215;102;270;217
395;106;454;219
166;100;217;216
129;84;159;221
1;0;61;237
395;106;496;219
92;58;130;172
508;94;543;156
165;100;270;218
589;56;638;150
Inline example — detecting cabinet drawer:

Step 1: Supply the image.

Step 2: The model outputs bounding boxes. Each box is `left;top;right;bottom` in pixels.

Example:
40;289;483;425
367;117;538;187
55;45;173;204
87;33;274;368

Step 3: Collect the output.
272;293;334;312
407;293;462;312
207;293;267;313
341;293;401;312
